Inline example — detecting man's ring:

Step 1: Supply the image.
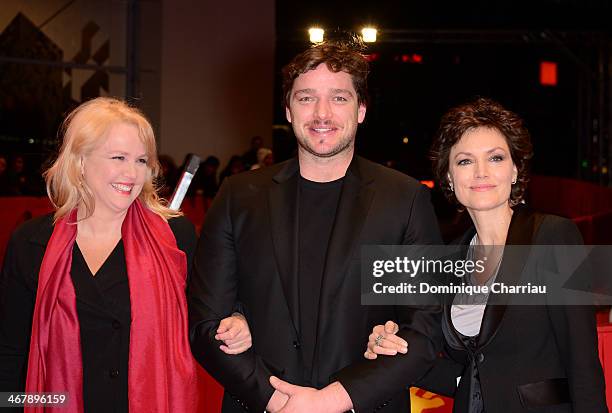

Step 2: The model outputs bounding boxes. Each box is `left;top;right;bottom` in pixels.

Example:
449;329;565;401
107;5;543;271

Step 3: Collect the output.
375;335;384;347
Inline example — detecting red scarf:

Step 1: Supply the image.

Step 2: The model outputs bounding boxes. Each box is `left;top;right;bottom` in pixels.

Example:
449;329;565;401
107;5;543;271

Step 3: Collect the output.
25;200;198;412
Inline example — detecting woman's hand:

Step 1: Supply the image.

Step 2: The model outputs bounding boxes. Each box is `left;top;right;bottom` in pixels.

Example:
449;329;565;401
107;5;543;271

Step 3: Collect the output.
364;320;408;359
215;312;252;354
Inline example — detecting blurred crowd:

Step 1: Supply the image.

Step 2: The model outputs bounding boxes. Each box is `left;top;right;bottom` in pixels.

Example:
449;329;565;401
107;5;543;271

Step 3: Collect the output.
0;136;275;200
0;153;46;196
154;135;275;202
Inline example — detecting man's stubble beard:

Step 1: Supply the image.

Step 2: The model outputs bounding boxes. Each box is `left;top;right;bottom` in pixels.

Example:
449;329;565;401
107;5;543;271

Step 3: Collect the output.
294;126;356;159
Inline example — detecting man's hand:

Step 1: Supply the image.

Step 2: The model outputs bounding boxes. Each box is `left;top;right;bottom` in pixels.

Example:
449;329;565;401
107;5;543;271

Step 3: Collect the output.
266;389;289;412
215;312;252;354
269;377;353;413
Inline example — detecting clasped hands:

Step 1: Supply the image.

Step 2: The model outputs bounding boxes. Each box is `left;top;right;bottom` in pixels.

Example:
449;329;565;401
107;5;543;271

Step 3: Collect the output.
264;320;409;412
266;378;352;413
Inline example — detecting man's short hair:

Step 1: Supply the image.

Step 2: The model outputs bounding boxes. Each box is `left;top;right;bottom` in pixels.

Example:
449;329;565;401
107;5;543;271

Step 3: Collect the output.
281;39;370;109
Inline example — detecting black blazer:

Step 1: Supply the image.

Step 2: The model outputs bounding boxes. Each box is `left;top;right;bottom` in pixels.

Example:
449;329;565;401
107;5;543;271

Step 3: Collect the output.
188;156;444;413
0;213;196;410
416;207;608;413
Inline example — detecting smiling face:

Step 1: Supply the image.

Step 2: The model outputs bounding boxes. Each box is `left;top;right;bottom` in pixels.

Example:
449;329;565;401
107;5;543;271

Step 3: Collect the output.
448;127;518;214
82;122;149;217
286;63;366;159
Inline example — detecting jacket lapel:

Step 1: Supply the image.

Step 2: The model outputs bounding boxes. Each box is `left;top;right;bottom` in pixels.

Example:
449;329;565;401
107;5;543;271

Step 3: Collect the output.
317;157;375;326
476;206;543;348
268;158;301;334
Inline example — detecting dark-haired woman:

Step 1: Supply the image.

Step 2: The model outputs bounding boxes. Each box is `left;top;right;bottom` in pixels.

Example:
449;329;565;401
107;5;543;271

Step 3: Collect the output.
365;98;607;412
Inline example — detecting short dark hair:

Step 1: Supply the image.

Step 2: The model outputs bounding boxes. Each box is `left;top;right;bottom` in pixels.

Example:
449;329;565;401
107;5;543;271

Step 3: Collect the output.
430;97;533;206
204;156;220;167
281;39;369;108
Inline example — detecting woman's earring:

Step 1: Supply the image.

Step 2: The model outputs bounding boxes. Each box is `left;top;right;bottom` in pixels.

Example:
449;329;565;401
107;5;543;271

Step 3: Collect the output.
449;182;454;192
79;159;86;186
511;177;517;185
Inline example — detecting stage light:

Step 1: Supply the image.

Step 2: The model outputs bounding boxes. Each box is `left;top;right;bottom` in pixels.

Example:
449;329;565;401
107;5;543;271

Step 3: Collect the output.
365;52;380;62
402;136;409;144
603;166;609;174
361;27;377;43
397;53;423;64
308;28;324;43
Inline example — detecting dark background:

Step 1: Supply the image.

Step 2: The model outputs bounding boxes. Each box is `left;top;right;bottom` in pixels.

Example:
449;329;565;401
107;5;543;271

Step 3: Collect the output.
0;0;610;191
273;0;611;182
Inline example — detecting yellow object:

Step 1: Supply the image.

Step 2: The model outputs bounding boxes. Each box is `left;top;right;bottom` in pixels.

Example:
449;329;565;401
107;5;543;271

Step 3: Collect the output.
410;387;448;413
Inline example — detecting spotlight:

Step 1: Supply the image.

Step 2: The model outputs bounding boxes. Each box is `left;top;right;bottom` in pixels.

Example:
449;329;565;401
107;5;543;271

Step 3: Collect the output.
361;27;377;43
309;28;324;43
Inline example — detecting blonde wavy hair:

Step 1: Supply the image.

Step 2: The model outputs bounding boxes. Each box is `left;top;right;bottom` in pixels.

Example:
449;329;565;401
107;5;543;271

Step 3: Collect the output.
44;97;181;222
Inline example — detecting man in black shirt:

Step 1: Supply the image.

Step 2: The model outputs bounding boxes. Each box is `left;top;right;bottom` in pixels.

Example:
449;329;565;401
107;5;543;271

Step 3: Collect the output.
189;39;443;412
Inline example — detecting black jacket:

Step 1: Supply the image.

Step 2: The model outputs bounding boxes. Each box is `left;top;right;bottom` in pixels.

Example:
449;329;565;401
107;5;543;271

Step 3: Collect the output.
188;155;444;413
416;207;608;413
0;213;196;412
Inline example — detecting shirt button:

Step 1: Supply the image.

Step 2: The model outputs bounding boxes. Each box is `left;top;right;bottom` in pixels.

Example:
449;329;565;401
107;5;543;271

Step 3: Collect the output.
112;320;121;329
293;340;301;349
109;369;120;378
476;353;485;363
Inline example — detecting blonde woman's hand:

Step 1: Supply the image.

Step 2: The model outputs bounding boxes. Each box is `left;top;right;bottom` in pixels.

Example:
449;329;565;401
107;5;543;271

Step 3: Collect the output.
215;312;252;355
364;320;408;359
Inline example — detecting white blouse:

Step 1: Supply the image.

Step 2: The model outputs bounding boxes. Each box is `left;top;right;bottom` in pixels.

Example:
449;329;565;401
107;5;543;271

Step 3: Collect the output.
451;234;502;337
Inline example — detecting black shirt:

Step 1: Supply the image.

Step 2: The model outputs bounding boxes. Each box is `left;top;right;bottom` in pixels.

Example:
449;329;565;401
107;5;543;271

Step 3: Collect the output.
0;215;196;413
297;176;343;384
72;241;131;413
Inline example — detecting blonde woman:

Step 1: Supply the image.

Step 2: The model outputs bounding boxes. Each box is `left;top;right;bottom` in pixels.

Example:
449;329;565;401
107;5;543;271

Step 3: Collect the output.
0;97;250;412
